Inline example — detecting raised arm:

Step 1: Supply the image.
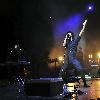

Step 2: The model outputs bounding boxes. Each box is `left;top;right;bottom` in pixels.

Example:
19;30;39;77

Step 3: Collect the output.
79;20;87;36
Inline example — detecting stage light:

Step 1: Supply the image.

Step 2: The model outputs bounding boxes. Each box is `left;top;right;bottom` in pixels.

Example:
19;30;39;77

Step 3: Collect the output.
88;6;92;10
58;56;63;61
97;53;100;58
87;4;94;12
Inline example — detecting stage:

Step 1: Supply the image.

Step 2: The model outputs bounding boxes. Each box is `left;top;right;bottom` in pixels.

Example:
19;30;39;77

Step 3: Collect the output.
0;78;100;100
0;79;100;100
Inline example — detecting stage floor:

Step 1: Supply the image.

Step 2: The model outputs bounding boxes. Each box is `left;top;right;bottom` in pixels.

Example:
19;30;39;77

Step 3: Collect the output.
0;78;100;100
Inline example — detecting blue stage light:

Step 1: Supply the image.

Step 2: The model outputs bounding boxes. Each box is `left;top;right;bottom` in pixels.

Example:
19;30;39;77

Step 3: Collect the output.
89;6;92;10
87;4;94;12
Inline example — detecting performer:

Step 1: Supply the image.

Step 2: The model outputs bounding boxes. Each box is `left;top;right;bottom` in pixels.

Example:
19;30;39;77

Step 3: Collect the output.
59;20;87;88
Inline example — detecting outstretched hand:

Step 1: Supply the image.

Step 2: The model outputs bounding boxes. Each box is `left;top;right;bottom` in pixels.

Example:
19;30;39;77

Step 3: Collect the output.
79;20;87;36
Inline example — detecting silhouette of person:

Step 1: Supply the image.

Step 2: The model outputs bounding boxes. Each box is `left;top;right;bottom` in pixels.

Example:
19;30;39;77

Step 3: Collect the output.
59;20;88;87
59;31;82;74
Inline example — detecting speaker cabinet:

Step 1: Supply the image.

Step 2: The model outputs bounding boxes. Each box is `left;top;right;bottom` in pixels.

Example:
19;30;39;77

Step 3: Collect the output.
24;78;63;97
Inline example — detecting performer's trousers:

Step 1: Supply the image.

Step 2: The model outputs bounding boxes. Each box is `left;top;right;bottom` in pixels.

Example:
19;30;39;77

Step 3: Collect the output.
59;58;87;86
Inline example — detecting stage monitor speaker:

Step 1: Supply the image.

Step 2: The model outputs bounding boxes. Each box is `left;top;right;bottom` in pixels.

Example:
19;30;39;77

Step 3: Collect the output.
24;78;64;97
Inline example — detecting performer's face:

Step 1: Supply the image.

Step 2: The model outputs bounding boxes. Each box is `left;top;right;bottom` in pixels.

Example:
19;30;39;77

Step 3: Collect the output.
63;32;74;47
66;32;73;42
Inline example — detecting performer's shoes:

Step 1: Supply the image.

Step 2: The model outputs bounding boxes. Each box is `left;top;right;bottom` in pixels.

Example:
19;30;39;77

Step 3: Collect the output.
77;90;85;95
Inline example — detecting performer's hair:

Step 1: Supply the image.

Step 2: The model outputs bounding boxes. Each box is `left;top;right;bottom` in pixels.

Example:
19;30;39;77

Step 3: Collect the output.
63;31;74;48
66;31;74;40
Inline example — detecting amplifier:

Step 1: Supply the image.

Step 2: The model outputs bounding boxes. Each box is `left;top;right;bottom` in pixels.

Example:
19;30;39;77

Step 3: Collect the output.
24;78;64;97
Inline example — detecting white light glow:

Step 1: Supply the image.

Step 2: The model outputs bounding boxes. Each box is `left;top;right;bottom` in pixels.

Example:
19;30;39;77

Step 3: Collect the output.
79;20;87;36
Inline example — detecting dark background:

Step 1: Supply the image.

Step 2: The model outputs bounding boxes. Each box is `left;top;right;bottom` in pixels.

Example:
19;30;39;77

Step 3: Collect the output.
0;0;100;77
